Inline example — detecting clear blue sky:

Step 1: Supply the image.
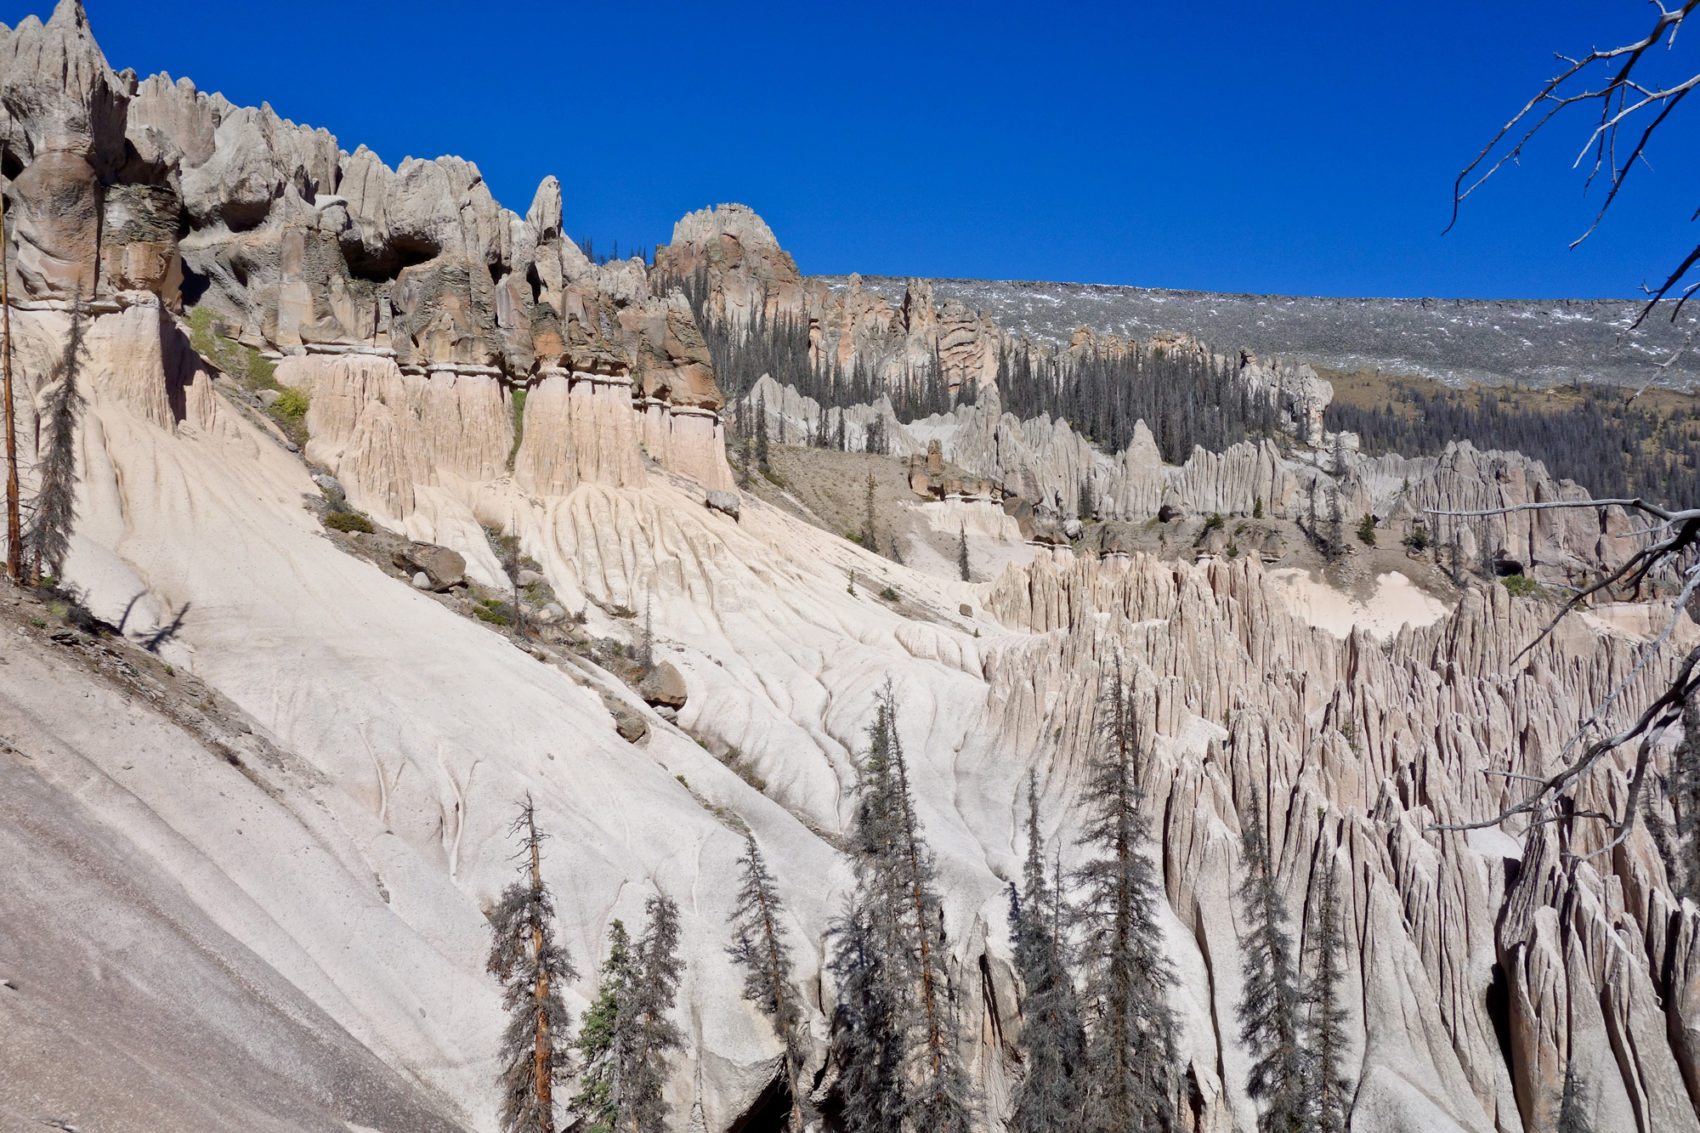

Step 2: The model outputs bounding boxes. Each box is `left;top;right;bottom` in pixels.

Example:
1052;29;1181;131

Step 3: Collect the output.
39;0;1700;299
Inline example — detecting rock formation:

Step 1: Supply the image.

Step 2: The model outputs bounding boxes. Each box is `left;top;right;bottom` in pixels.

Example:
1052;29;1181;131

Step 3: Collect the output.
3;6;1699;1133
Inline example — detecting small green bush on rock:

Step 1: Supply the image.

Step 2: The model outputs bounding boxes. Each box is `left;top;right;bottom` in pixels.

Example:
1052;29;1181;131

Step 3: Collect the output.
324;511;373;534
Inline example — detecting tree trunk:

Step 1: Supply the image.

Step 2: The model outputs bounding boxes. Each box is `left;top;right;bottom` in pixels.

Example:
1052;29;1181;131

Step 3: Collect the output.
1;176;20;582
528;807;553;1129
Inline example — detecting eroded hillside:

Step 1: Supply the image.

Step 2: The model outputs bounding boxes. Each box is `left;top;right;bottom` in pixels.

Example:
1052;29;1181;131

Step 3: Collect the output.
3;5;1700;1133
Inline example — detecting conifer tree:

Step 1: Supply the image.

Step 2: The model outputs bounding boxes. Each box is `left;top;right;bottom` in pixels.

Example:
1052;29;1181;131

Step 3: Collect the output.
728;833;807;1130
1008;773;1087;1132
861;473;878;551
756;391;771;471
1235;794;1306;1133
829;901;905;1133
837;685;972;1132
1652;694;1700;901
486;796;576;1133
1073;665;1178;1132
957;524;970;582
1302;862;1352;1133
571;920;635;1133
639;596;654;673
27;296;87;581
1556;1060;1593;1133
624;894;685;1133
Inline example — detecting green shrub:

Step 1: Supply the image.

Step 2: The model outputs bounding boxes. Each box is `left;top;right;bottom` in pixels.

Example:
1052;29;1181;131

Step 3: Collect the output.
1203;513;1225;532
1502;573;1544;599
473;600;513;626
1403;525;1431;553
879;586;899;602
246;348;278;390
1357;513;1377;546
274;387;310;421
324;511;374;534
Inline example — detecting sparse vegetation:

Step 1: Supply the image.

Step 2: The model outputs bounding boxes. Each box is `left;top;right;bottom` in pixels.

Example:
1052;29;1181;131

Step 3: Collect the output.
274;386;310;422
1403;524;1431;554
878;586;899;602
1501;573;1545;599
1356;513;1376;546
324;511;374;534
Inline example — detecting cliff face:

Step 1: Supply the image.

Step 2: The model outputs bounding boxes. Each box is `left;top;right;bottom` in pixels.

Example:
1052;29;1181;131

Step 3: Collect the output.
0;0;732;502
5;6;1700;1133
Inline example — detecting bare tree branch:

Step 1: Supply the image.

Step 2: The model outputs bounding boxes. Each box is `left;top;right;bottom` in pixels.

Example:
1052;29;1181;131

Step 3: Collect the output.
1447;1;1700;329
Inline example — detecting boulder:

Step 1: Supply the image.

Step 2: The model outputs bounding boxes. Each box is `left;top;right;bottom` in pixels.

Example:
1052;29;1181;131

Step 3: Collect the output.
600;693;648;743
391;542;464;591
638;661;687;709
706;489;740;521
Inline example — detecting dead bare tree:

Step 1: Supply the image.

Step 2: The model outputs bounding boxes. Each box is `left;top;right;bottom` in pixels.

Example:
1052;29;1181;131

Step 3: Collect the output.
1433;4;1700;852
1449;1;1700;334
1427;497;1700;860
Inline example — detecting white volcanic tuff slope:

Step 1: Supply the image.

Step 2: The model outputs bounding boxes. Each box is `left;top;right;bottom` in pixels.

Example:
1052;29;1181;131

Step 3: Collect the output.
9;301;1700;1133
0;642;472;1133
18;309;859;1131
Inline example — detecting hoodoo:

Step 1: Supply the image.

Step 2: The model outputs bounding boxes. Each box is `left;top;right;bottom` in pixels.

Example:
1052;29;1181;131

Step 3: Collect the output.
4;4;1700;1133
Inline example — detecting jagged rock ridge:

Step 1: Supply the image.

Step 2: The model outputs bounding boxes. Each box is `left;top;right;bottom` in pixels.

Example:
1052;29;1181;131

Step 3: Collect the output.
2;6;1699;1133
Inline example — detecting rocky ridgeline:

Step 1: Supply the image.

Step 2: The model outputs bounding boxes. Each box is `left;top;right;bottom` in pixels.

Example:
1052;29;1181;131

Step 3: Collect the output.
6;6;1700;1133
659;203;1335;441
747;370;1637;584
0;0;733;508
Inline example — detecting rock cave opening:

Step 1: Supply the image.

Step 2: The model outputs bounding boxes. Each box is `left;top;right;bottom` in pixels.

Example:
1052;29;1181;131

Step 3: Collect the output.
724;1066;795;1133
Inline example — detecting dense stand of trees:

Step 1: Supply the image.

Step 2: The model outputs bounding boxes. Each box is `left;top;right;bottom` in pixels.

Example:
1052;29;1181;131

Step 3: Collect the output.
998;343;1279;465
664;267;977;425
1326;381;1700;508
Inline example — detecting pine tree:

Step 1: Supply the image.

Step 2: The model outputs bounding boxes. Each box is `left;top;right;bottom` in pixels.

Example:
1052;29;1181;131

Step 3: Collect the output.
572;920;635;1133
756;391;771;471
495;530;528;639
27;296;87;581
486;796;577;1133
861;472;878;552
1235;793;1306;1133
1303;863;1352;1133
836;685;973;1132
639;596;654;673
1008;773;1087;1132
624;894;685;1133
1653;694;1700;901
728;833;807;1130
957;524;971;582
1556;1060;1593;1133
829;900;906;1133
1073;665;1178;1132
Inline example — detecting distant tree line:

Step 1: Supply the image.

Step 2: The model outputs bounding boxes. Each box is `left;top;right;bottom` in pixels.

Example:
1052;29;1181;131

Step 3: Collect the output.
997;342;1280;465
1326;381;1700;508
665;267;975;423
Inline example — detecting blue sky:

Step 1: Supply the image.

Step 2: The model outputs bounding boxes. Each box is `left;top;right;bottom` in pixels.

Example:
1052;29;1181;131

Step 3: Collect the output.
45;0;1700;299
